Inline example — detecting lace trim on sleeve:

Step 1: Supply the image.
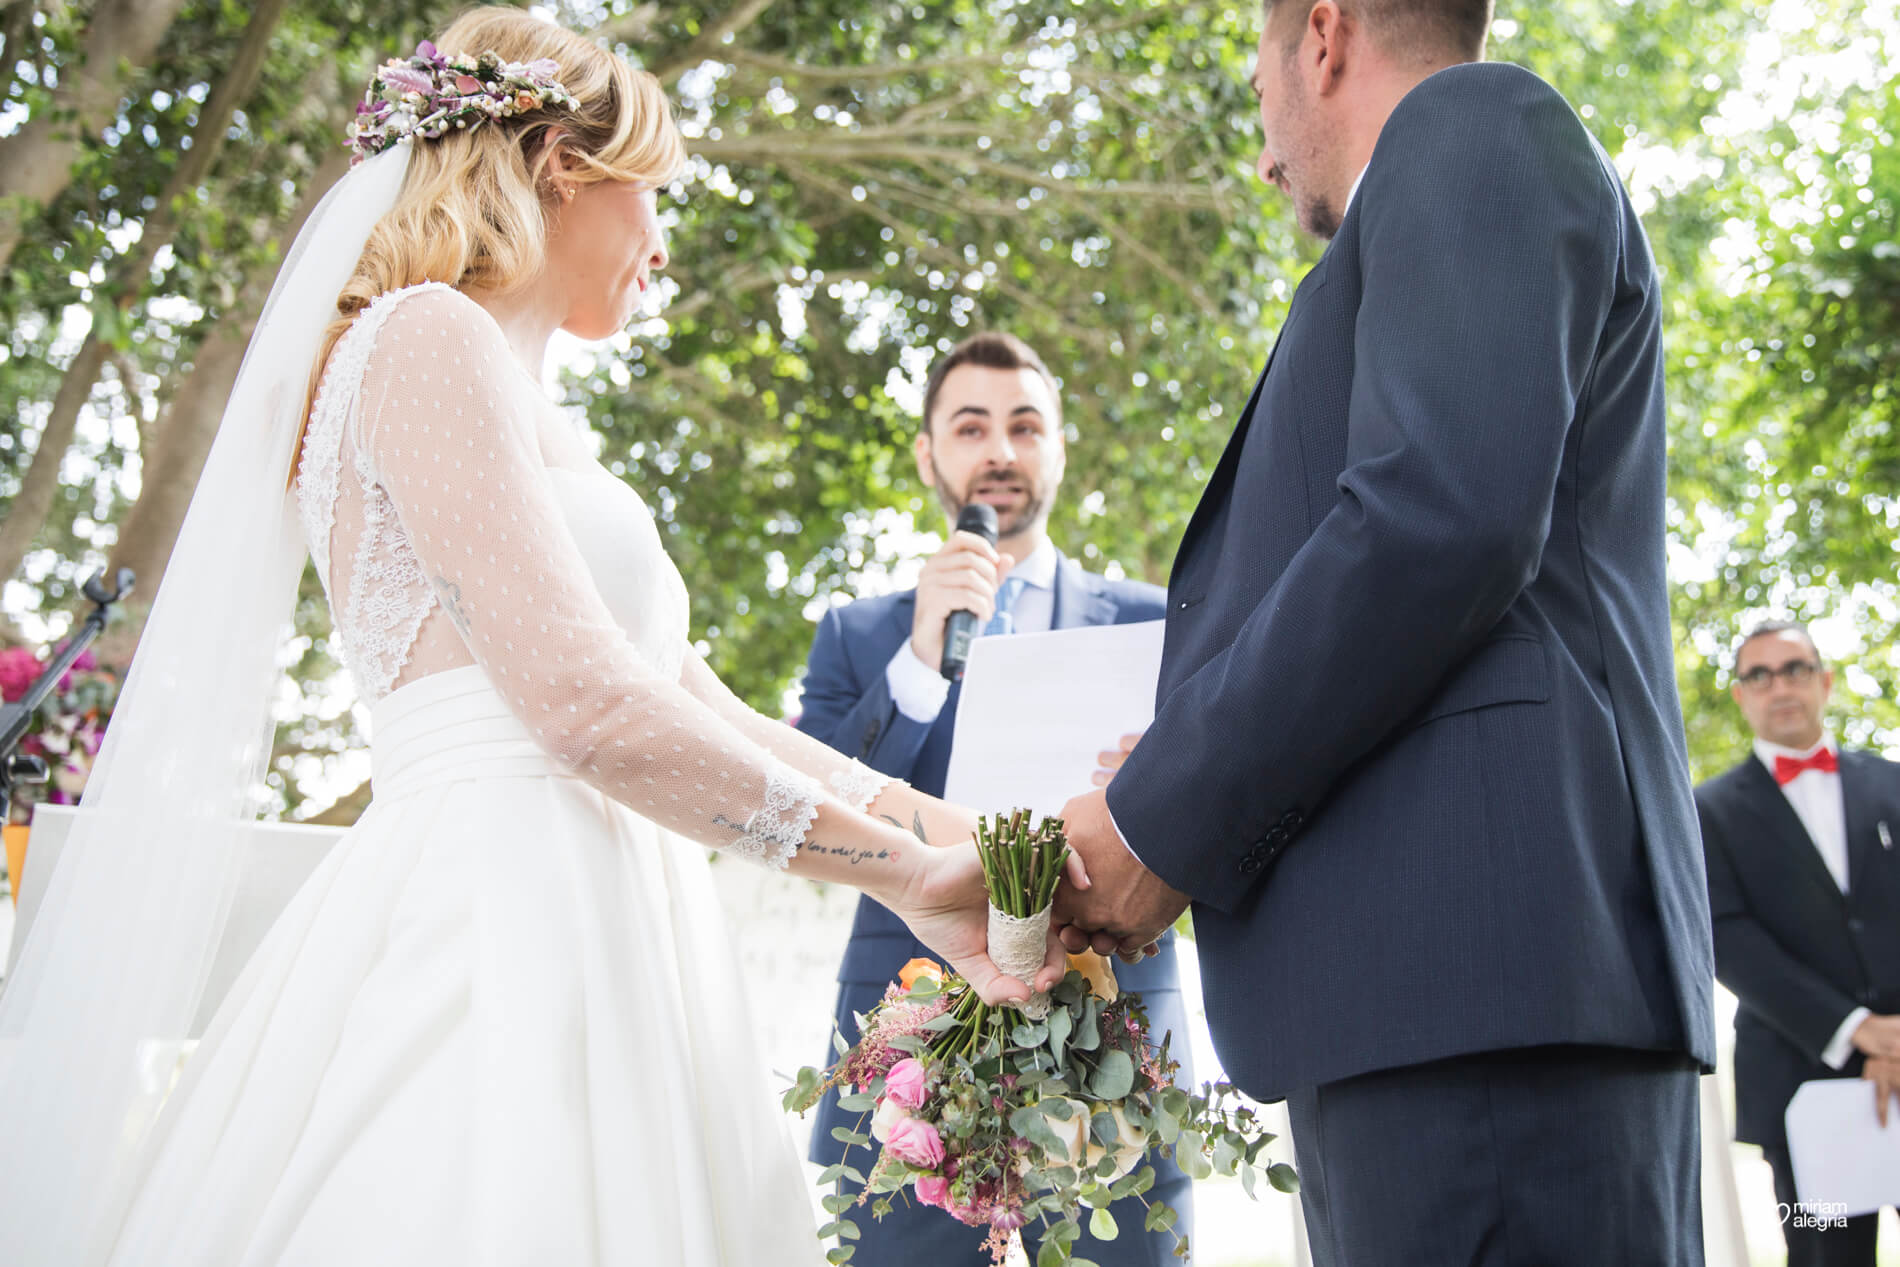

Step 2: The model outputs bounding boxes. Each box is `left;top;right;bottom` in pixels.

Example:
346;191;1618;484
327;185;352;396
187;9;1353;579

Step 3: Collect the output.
828;762;897;813
726;767;824;871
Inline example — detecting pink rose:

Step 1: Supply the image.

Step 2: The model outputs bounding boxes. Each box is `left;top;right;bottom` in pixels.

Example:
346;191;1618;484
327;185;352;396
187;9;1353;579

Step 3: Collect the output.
0;647;41;701
884;1118;945;1169
914;1174;950;1209
883;1058;928;1111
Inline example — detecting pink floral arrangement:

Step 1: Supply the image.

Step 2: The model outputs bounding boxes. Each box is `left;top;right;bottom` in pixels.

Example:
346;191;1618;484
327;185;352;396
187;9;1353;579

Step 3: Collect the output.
786;815;1298;1265
2;643;118;822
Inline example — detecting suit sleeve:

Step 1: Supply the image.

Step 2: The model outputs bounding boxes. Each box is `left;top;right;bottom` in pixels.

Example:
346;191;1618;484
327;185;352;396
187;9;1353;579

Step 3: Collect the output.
1109;76;1617;911
1699;793;1863;1061
794;607;938;780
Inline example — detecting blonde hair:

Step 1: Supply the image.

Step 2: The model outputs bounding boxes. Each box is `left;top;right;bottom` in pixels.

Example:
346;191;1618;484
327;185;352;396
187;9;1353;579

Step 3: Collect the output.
291;6;685;481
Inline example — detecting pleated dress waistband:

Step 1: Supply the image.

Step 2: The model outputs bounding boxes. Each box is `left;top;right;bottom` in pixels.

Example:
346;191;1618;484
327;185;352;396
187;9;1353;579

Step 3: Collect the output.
369;665;570;800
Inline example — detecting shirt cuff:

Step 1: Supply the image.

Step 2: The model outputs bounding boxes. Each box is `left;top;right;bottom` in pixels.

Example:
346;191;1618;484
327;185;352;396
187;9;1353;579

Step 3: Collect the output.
1822;1006;1872;1070
1106;802;1144;863
885;641;950;723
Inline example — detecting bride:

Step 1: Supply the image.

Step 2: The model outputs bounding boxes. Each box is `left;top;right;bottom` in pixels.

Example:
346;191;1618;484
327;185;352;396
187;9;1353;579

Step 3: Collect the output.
0;9;1068;1264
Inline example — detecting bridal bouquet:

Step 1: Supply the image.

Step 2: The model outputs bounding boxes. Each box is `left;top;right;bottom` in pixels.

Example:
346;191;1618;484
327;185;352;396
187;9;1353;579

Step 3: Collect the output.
786;811;1296;1266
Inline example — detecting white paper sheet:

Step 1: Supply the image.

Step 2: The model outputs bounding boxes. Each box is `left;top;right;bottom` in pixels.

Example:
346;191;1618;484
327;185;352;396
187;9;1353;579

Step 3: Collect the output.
1786;1077;1900;1217
942;620;1167;816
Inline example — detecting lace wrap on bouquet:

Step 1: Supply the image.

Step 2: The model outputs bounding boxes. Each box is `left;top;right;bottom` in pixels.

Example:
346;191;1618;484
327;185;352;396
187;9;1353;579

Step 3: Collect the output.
293;283;899;868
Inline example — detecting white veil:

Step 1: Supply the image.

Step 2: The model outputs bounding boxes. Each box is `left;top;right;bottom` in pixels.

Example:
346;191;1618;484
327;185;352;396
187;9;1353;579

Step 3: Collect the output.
0;144;412;1266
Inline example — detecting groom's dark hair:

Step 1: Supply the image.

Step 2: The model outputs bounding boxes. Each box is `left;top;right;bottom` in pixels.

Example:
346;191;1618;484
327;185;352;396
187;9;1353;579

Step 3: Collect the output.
919;333;1062;437
1262;0;1493;64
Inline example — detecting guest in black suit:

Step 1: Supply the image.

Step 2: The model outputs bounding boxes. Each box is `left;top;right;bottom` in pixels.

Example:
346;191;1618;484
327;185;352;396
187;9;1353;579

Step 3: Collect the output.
1696;619;1900;1267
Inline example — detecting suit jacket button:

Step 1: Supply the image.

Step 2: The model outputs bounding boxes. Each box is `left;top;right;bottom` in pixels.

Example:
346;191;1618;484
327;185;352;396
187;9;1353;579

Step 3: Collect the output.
1279;808;1304;831
1847;917;1865;934
1238;856;1262;876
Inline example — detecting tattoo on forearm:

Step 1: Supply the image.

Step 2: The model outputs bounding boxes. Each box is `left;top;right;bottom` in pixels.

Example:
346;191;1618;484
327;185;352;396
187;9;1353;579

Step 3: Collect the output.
804;842;897;865
879;812;932;845
431;574;472;638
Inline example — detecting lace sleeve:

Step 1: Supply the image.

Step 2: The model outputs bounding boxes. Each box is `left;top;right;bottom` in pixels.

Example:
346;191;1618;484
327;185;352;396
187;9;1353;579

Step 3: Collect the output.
355;287;823;869
676;649;899;811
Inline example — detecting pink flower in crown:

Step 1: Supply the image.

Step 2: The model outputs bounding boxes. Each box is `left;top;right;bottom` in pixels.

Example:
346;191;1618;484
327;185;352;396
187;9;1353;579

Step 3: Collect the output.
454;73;483;96
381;66;433;97
524;57;560;80
0;647;41;701
882;1058;928;1111
884;1118;944;1169
514;91;538;112
913;1174;950;1209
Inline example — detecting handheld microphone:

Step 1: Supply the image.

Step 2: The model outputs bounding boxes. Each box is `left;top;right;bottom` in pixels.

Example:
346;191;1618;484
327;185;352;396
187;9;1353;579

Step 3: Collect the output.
939;502;999;682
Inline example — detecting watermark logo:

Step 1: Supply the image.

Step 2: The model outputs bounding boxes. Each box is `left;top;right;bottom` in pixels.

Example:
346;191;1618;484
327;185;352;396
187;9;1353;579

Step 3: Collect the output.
1779;1201;1850;1230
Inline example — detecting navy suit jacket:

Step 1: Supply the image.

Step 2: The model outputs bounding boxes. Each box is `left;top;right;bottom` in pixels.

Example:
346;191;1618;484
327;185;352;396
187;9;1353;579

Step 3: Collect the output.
1697;749;1900;1153
1105;62;1717;1100
795;551;1177;984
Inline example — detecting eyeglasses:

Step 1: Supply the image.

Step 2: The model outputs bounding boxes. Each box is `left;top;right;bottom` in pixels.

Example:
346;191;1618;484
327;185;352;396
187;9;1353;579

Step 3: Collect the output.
1735;660;1821;691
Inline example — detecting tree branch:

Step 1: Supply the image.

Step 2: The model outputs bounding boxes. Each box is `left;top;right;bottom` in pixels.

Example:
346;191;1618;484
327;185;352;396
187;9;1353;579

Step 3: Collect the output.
650;0;780;82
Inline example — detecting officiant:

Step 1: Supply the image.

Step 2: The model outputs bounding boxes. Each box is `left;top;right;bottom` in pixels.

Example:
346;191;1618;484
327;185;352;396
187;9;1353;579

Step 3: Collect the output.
793;331;1194;1265
1696;619;1900;1267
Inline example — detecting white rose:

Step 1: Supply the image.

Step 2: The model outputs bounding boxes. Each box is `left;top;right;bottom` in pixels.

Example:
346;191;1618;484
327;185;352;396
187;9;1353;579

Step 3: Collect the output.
1081;1104;1150;1181
1038;1097;1092;1167
870;1095;911;1144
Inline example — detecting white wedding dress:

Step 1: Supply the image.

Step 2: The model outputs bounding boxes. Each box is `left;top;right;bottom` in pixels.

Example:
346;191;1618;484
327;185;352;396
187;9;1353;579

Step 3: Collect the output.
101;283;890;1265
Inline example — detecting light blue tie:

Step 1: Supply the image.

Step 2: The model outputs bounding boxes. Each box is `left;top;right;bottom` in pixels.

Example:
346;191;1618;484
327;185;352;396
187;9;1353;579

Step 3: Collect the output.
983;575;1028;638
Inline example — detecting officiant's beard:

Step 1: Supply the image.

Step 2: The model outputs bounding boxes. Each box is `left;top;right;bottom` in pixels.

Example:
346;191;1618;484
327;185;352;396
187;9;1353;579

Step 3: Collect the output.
931;456;1050;543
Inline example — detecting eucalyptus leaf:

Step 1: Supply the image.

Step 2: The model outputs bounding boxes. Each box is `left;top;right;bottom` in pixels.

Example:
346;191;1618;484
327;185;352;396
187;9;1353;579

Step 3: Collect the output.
1087;1048;1136;1100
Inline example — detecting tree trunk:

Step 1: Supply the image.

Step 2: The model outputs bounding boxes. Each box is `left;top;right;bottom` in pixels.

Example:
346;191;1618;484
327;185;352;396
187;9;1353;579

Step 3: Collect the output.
304;777;371;827
0;334;107;585
0;0;295;584
107;145;350;597
0;0;191;272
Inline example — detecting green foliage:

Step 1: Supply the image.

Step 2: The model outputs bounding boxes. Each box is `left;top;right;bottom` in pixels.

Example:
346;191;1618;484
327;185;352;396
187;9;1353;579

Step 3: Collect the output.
2;0;1898;817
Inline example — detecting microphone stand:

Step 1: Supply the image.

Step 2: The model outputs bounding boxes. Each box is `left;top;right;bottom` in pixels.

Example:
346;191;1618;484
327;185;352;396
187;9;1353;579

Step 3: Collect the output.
0;567;135;833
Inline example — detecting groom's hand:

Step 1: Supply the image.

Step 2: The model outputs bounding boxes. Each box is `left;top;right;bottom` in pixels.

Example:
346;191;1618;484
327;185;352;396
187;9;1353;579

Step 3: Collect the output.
1053;787;1188;958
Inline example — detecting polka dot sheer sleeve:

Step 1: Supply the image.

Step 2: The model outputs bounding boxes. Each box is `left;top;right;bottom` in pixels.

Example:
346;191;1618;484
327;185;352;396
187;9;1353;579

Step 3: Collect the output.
675;649;898;812
348;286;825;868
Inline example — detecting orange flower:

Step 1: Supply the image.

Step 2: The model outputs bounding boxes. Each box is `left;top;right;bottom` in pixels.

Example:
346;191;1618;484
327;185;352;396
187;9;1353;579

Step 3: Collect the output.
898;958;944;991
1067;951;1120;1002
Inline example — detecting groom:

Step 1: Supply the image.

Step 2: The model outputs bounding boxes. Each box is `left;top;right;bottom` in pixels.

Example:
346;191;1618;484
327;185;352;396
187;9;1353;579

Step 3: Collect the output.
1056;2;1717;1263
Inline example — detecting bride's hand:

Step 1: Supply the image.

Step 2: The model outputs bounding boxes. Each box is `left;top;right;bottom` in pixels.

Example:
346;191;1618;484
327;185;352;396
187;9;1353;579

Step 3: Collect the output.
887;842;1068;1007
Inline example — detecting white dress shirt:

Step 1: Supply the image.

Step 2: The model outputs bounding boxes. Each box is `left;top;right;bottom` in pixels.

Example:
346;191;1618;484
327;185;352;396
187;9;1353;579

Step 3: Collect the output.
1754;731;1869;1068
884;539;1059;723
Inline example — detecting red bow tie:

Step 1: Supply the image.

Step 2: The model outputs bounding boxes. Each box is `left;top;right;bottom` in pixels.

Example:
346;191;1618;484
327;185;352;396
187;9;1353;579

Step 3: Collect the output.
1774;748;1838;784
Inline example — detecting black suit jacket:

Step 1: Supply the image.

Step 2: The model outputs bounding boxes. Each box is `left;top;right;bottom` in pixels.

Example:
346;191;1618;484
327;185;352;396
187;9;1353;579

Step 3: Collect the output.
1104;62;1716;1099
1696;747;1900;1152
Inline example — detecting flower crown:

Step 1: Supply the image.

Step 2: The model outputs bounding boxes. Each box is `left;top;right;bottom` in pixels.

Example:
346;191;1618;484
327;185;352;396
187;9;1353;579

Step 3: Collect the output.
347;40;577;166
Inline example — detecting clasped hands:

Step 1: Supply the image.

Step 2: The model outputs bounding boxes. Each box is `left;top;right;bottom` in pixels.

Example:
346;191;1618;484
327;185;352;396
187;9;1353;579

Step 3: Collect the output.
1053;732;1189;964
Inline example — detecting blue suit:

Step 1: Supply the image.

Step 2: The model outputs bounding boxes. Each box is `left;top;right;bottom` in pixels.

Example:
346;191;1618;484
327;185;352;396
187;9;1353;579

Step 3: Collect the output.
1104;64;1717;1265
796;551;1194;1267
